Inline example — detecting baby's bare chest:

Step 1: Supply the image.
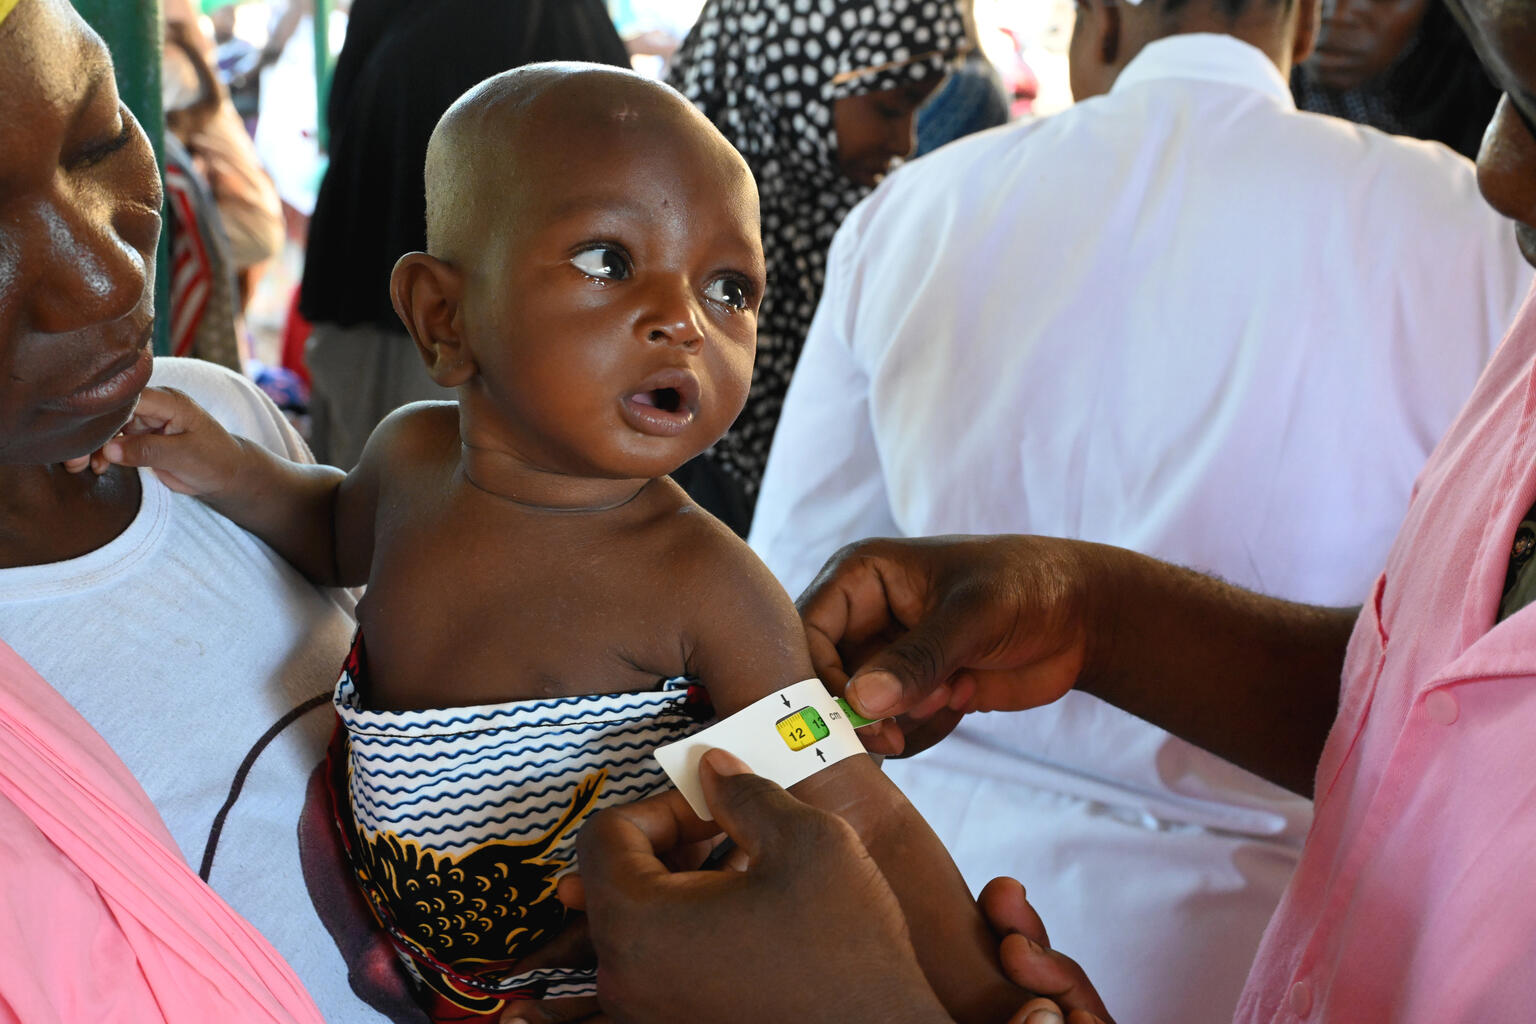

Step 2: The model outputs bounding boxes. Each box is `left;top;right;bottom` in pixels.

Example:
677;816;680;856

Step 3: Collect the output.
356;509;699;712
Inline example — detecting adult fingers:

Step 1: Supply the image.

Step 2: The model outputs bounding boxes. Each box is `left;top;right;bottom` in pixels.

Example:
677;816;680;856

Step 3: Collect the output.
1008;997;1066;1024
694;749;833;865
838;587;1002;720
998;933;1115;1024
887;705;965;759
798;541;940;676
978;876;1050;947
503;915;594;972
499;996;607;1024
852;718;907;756
574;783;722;898
801;542;1017;722
1007;1000;1105;1024
1007;998;1107;1024
557;873;587;912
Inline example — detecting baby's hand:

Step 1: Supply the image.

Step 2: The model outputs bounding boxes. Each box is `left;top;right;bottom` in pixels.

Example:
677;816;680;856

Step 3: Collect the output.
100;387;247;497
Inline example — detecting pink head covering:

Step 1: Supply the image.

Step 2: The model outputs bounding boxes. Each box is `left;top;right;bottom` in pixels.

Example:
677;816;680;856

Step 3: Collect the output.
0;639;323;1023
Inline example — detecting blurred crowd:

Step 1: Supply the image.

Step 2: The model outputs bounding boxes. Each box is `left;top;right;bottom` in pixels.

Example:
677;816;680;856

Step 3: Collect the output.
167;0;1504;461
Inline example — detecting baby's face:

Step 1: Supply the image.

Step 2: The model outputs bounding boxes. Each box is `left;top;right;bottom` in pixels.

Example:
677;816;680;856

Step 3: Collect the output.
462;111;764;481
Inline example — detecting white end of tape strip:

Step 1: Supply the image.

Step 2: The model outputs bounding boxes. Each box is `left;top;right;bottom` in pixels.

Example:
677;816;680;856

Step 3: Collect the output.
654;678;867;820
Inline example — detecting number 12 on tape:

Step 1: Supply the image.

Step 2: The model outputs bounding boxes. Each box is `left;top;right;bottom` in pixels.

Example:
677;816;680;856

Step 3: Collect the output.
775;706;829;750
654;679;871;819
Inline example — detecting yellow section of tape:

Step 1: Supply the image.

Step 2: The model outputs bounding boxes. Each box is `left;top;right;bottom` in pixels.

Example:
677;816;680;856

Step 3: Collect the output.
0;0;19;27
775;711;817;751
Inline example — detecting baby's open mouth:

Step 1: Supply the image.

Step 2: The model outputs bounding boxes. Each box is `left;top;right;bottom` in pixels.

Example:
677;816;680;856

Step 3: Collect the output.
620;370;700;437
632;387;682;413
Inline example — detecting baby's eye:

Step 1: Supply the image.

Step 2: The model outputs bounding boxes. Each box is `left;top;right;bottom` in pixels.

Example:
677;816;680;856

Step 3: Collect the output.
571;246;630;281
704;276;751;310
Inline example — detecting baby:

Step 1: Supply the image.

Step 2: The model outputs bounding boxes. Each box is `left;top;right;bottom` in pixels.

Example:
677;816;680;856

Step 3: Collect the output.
108;64;1019;1022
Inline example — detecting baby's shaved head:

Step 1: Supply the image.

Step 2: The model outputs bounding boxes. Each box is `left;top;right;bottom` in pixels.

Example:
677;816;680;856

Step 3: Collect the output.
424;62;742;263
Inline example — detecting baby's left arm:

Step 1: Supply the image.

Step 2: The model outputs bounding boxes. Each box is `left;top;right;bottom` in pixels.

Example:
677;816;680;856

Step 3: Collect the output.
103;386;366;585
683;531;1026;1024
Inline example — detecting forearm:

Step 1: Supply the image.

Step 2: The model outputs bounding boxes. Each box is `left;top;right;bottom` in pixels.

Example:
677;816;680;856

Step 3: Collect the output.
793;758;1023;1024
203;437;351;586
1075;542;1356;797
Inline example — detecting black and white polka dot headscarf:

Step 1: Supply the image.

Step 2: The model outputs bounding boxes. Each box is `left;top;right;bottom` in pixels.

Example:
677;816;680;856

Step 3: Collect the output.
668;0;966;506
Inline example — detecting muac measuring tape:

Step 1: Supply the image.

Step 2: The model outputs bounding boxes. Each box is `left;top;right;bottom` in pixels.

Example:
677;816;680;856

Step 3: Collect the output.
655;678;879;820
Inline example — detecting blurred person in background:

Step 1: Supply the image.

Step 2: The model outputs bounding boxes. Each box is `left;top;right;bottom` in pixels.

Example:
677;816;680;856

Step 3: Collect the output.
915;0;1011;156
209;0;263;126
161;3;258;369
607;0;703;72
1291;0;1500;158
160;131;245;370
667;0;968;534
251;0;341;238
164;0;285;311
297;0;629;468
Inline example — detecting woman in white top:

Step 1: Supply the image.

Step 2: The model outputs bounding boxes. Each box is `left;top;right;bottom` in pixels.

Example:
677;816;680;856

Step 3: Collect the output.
0;2;394;1019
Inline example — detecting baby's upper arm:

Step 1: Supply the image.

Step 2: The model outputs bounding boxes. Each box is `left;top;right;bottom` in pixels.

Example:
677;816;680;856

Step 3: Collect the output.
332;401;456;585
681;522;817;716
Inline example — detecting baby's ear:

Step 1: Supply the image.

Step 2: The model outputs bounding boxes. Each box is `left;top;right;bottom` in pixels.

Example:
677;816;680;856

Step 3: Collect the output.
391;252;476;388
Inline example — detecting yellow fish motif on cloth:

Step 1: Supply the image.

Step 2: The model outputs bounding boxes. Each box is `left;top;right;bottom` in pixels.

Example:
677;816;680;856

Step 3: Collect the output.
348;771;605;1011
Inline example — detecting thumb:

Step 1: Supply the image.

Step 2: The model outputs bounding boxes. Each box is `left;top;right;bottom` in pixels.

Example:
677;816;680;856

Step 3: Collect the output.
843;595;993;720
697;749;831;864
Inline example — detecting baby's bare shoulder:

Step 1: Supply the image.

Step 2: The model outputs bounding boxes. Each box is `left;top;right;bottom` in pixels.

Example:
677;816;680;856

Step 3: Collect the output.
643;493;814;710
364;401;460;466
645;487;762;577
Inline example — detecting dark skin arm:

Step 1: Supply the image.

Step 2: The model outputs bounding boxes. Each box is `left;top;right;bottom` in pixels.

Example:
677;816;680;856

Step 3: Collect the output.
676;526;1026;1024
567;751;955;1024
799;535;1355;798
103;386;391;587
538;753;1109;1024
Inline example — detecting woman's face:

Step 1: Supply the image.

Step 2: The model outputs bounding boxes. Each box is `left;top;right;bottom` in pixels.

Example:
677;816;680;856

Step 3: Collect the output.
833;76;944;187
0;0;162;467
1305;0;1431;91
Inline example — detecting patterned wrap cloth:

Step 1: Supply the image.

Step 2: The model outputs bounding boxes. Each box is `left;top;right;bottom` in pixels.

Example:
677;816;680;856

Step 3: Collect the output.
328;634;711;1021
668;0;967;504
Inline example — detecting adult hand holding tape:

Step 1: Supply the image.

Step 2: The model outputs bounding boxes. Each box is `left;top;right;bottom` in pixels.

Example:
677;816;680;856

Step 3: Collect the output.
556;749;953;1024
797;536;1096;758
654;678;879;819
521;752;1113;1024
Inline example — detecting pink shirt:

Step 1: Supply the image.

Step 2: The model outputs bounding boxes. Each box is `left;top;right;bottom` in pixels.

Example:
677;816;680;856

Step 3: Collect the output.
1237;284;1536;1021
0;640;323;1024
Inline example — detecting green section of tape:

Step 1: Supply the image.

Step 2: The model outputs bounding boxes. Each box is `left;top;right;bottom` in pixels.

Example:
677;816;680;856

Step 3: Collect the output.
835;697;881;729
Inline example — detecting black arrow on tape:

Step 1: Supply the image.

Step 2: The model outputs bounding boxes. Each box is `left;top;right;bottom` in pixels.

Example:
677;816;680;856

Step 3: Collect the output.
816;749;826;763
781;695;791;708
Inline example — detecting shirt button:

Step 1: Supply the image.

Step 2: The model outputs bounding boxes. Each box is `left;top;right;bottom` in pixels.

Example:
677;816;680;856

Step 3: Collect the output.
1425;690;1459;725
1288;979;1313;1016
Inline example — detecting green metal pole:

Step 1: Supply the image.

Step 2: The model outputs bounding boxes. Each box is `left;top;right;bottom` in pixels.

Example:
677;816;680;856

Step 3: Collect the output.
313;0;331;152
76;0;171;357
